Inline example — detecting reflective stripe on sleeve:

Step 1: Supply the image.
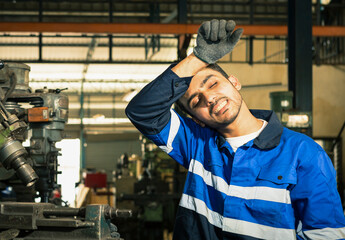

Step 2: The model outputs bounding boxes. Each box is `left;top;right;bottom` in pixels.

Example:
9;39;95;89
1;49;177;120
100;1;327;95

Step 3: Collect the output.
223;217;296;240
303;227;345;240
189;159;291;204
159;109;180;154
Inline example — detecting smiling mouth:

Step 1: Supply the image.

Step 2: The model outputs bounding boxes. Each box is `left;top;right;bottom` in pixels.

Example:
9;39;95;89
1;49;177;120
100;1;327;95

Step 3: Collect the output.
215;101;227;113
212;99;228;114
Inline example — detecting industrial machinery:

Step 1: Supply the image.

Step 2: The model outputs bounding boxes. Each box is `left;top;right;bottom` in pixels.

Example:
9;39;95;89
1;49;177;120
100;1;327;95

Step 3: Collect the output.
0;61;124;239
0;61;68;202
269;91;312;135
115;137;184;240
0;202;128;240
0;62;38;191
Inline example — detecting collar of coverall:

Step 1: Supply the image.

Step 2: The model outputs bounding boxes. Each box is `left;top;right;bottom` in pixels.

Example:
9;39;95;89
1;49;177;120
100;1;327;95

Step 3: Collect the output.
216;110;284;150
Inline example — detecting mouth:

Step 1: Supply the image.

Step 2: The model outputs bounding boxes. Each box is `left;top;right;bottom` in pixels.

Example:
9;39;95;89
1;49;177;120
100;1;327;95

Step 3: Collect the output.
212;99;228;115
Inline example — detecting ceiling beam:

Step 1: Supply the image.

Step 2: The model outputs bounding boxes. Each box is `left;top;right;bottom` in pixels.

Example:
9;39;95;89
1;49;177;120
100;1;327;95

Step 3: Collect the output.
1;22;345;36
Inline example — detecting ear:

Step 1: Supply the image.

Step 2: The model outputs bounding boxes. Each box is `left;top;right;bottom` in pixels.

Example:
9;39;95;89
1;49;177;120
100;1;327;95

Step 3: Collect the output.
191;116;205;127
228;75;241;90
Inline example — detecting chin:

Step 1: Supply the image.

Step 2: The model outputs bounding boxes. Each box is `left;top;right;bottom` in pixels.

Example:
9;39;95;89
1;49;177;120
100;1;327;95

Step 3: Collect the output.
218;113;238;126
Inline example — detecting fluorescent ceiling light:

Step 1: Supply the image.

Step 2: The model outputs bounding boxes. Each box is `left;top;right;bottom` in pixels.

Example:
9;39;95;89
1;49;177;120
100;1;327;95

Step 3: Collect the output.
69;102;128;109
68;118;131;125
312;0;331;4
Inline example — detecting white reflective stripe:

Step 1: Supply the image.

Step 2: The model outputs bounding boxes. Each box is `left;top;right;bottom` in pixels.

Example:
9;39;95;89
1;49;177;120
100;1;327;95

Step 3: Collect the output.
223;218;296;240
180;193;296;240
189;158;229;194
230;185;291;204
304;227;345;240
190;159;291;204
159;109;180;154
179;193;223;228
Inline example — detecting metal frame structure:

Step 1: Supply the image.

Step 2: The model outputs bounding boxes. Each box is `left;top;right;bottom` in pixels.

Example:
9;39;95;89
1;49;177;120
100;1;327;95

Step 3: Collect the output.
1;0;344;65
1;24;344;65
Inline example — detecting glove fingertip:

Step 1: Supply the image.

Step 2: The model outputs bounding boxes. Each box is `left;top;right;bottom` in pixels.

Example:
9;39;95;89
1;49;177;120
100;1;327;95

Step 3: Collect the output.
226;20;236;32
210;19;220;41
228;28;243;44
211;19;219;25
201;21;211;39
233;28;244;38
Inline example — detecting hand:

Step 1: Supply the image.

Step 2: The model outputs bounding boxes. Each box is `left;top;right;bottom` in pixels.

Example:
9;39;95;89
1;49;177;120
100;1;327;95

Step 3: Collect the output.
193;19;243;64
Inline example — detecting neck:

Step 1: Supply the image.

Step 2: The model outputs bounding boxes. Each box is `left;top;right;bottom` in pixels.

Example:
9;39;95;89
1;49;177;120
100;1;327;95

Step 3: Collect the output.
218;101;263;138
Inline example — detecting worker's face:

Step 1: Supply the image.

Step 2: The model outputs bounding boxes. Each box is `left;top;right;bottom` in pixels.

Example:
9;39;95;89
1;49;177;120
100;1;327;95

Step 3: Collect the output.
179;68;243;129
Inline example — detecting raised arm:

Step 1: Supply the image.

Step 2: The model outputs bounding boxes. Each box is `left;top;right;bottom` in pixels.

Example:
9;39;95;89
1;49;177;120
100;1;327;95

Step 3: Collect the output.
126;19;243;134
125;19;242;166
124;53;205;136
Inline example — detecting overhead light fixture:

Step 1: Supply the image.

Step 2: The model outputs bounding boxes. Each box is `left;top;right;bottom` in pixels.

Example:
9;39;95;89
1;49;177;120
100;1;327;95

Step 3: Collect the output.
68;118;131;125
282;112;311;128
312;0;331;5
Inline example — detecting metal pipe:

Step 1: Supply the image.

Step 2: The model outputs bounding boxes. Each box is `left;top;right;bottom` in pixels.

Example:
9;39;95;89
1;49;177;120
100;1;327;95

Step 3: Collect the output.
1;22;345;36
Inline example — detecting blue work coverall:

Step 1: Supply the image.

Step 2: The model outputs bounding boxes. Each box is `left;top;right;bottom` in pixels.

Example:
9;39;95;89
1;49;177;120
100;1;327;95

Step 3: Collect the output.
126;66;345;239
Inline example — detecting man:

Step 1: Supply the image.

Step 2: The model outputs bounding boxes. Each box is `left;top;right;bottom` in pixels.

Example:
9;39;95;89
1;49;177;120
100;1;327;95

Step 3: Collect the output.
126;19;345;239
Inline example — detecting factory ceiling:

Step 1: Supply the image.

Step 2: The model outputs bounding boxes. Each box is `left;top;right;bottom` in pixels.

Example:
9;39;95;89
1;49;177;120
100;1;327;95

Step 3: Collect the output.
1;0;344;92
1;0;291;24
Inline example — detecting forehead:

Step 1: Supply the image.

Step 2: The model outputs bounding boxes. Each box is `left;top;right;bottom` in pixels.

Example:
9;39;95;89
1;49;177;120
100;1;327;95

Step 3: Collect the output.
188;67;228;91
188;68;220;88
179;68;228;104
193;67;221;80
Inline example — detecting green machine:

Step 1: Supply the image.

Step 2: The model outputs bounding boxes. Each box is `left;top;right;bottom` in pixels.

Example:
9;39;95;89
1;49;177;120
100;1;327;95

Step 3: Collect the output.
269;91;312;136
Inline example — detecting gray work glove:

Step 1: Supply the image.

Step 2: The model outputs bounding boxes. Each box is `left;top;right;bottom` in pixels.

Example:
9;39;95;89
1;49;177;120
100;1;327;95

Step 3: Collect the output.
193;19;243;64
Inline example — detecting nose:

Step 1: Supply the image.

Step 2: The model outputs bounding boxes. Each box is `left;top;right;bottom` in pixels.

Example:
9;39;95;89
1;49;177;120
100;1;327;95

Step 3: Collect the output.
203;91;217;106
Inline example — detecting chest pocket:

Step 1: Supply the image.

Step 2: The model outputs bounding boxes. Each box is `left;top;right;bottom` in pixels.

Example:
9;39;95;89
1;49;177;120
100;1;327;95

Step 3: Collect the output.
243;166;297;227
257;165;297;186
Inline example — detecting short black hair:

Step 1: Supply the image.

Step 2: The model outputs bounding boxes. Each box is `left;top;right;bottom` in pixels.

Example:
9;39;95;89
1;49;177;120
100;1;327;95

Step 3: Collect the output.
174;63;229;116
206;63;229;79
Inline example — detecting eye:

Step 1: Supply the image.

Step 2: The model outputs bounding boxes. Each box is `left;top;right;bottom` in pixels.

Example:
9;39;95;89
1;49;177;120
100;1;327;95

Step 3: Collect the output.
191;96;200;108
210;82;217;88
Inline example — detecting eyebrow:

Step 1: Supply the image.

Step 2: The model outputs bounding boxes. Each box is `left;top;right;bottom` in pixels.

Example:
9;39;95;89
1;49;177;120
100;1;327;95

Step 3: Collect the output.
187;74;214;108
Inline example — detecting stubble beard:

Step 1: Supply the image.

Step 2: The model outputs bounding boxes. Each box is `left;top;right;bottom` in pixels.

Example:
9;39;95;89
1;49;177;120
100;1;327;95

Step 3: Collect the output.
211;97;243;129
